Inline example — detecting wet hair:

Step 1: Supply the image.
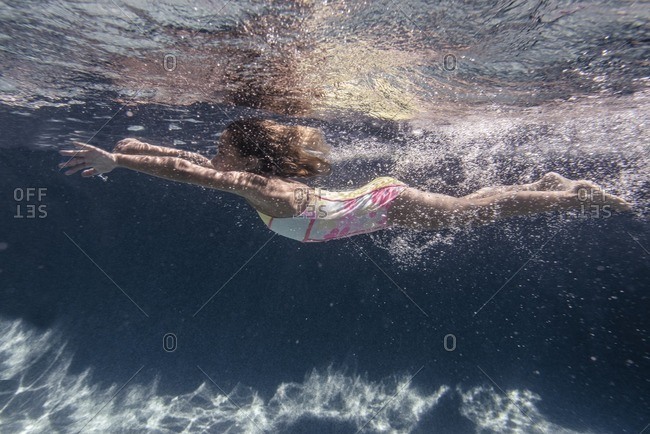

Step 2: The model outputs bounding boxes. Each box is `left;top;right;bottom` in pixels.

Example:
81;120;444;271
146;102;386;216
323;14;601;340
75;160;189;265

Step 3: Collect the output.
221;119;332;178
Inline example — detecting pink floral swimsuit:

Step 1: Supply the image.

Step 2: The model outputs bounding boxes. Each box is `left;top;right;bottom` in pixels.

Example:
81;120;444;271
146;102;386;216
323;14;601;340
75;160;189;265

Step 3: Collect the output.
256;177;408;242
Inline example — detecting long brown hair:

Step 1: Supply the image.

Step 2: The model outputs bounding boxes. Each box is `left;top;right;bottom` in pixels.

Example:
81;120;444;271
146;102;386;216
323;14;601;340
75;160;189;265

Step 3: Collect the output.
221;119;331;178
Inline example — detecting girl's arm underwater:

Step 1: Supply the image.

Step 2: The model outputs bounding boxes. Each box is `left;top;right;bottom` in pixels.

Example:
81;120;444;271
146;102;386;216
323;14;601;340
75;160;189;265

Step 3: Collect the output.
60;141;254;190
58;141;306;217
113;138;214;168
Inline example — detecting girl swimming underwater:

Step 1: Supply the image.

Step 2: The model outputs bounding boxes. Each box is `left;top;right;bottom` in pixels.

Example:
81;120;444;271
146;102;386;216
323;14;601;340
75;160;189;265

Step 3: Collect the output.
59;119;631;242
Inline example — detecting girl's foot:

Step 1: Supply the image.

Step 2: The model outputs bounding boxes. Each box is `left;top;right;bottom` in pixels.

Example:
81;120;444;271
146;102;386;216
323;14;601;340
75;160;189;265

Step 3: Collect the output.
569;180;632;212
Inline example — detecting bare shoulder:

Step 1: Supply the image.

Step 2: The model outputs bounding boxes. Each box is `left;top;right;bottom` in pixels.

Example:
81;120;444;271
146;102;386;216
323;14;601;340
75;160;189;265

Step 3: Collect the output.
207;170;311;217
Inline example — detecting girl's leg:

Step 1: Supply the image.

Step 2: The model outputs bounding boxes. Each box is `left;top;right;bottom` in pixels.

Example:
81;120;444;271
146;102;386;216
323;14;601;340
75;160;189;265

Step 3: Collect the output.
462;172;574;199
389;181;630;230
113;139;214;168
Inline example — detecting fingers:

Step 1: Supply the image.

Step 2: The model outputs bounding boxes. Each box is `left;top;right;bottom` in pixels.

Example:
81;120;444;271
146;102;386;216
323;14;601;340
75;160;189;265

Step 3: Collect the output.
58;142;98;175
59;158;90;175
59;141;97;161
58;158;102;177
58;141;109;178
63;163;89;176
72;141;98;149
59;157;86;168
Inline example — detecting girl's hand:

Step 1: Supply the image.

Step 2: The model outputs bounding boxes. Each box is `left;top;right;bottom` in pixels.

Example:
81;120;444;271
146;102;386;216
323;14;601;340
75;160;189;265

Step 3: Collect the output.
58;141;118;177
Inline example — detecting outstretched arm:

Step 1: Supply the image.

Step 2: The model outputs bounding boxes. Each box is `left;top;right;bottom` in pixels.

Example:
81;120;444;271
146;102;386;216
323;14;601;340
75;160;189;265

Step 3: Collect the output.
58;141;300;218
60;141;244;192
113;138;214;168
